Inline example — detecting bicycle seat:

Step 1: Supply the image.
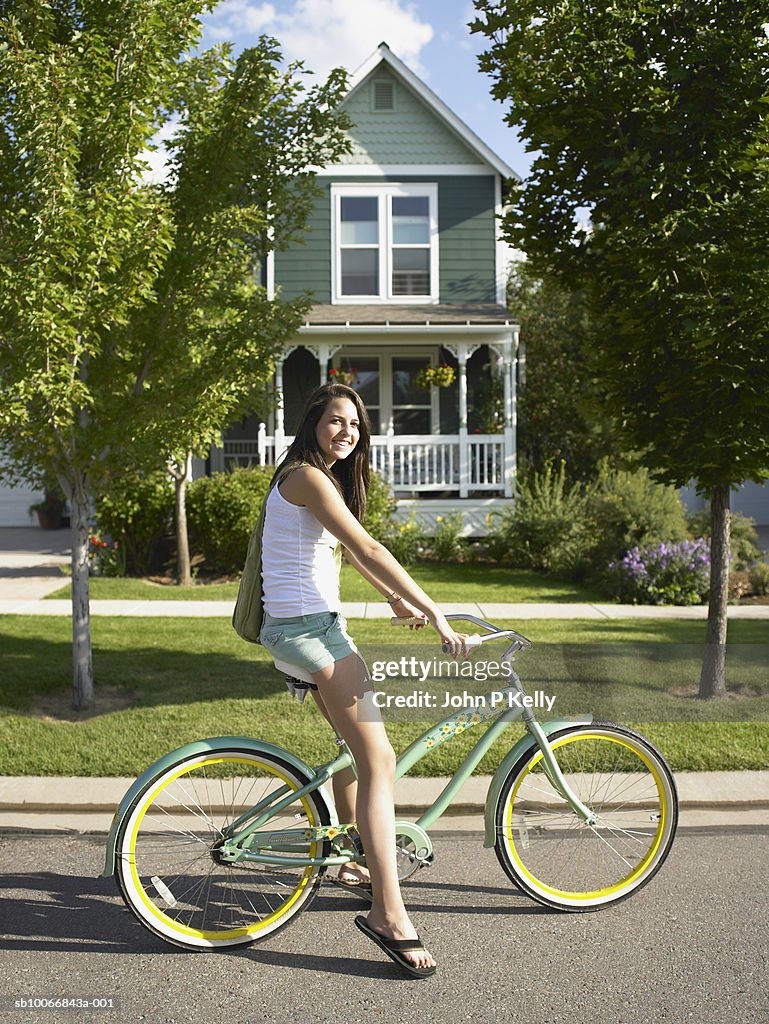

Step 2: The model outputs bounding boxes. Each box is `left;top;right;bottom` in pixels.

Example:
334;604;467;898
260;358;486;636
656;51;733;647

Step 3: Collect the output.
273;656;315;685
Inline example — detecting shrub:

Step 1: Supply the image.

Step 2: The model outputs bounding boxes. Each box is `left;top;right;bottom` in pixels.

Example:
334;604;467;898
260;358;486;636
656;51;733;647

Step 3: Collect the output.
382;515;427;566
607;538;710;606
187;467;274;575
426;513;467;562
687;509;761;569
485;461;591;575
586;465;690;570
749;561;769;597
363;471;398;545
94;470;174;575
362;472;427;565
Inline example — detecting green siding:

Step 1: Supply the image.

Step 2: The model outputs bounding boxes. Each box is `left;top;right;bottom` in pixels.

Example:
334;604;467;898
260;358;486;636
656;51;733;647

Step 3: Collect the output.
338;67;484;167
274;181;332;303
274;176;497;305
438;176;497;304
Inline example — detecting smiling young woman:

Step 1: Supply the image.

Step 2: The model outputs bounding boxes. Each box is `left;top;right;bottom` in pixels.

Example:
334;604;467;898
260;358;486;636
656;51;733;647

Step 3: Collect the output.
257;382;467;977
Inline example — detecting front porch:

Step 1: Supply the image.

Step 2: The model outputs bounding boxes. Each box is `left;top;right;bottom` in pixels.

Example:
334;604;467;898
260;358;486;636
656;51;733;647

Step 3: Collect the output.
221;429;511;498
210;304;520;533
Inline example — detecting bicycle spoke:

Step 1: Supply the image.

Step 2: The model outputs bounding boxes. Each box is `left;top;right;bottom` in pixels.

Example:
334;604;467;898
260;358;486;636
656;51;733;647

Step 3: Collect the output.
118;750;327;948
495;726;677;908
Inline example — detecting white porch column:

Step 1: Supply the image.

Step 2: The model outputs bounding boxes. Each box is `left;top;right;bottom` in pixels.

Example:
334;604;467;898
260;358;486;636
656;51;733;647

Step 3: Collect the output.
274;348;295;465
445;341;479;499
490;335;516;498
510;328;519;497
257;422;267;466
317;343;329;386
274;354;285;462
302;342;342;387
457;345;469;498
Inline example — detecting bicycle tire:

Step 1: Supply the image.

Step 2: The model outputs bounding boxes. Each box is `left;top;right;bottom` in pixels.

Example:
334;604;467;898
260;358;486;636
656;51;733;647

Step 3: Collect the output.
494;722;678;912
115;745;331;949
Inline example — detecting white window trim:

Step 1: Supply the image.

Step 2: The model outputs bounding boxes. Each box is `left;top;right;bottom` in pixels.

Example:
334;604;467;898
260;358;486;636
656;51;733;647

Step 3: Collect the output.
331;182;439;305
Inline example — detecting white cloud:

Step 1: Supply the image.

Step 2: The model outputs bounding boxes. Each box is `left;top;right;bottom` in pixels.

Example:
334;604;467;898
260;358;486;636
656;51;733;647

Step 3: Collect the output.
205;1;277;41
140;119;179;185
203;0;434;79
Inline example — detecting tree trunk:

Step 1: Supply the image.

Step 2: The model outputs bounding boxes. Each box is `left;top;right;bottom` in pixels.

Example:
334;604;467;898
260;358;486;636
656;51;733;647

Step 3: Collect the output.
70;470;94;709
698;484;730;699
174;454;192;586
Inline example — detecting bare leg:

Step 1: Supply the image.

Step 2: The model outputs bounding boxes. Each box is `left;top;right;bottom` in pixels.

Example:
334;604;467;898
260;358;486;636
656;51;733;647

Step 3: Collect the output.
311;652;435;972
310;688;370;883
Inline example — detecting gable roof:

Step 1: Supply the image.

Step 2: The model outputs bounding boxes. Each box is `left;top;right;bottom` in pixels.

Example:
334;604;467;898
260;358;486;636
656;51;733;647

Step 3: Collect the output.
342;43;519;182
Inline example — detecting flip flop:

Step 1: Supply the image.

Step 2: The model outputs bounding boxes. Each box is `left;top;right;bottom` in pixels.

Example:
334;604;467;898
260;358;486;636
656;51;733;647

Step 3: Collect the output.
354;915;436;979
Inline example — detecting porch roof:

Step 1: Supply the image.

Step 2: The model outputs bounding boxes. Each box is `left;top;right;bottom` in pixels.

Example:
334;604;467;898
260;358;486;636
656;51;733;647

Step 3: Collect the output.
301;303;514;327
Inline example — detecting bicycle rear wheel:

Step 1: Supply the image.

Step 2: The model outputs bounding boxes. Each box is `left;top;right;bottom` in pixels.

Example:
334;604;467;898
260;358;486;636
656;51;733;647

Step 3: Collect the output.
115;747;331;949
495;722;677;912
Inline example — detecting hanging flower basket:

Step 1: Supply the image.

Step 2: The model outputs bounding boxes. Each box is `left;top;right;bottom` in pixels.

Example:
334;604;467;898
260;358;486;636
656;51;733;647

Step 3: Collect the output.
414;364;456;390
328;367;359;387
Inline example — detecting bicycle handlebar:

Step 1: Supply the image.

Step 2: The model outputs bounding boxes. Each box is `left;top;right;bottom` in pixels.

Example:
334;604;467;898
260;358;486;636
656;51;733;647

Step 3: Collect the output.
390;613;533;653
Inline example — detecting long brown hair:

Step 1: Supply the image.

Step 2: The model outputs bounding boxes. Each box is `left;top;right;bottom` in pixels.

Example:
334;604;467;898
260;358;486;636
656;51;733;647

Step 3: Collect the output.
275;383;371;521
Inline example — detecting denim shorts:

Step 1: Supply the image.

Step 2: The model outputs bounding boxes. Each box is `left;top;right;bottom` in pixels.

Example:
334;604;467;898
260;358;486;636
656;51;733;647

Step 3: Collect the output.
260;610;357;676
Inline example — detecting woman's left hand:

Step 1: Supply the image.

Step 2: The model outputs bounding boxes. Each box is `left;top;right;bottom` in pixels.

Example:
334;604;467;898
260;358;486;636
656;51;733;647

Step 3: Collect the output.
390;597;427;628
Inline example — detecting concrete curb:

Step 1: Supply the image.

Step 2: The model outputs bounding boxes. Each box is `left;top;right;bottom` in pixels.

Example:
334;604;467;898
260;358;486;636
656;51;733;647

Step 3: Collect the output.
2;770;768;819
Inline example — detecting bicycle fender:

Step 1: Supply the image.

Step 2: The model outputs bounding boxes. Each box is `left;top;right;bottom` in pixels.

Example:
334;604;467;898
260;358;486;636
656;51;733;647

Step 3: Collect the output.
483;716;593;849
101;736;323;878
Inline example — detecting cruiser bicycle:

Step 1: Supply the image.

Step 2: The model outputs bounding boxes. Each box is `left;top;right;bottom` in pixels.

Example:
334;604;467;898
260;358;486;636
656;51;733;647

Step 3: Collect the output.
103;614;679;950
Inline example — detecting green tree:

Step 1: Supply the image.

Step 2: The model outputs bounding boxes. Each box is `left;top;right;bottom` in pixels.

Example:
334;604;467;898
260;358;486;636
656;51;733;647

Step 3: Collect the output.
0;2;349;707
507;260;621;480
114;40;350;586
474;0;769;696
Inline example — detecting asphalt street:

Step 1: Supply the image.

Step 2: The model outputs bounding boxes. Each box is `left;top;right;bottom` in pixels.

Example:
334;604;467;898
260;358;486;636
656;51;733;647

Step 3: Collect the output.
0;827;767;1024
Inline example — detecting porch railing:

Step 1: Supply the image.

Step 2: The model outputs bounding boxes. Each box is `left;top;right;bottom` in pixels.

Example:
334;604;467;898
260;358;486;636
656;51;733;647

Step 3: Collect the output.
221;428;513;497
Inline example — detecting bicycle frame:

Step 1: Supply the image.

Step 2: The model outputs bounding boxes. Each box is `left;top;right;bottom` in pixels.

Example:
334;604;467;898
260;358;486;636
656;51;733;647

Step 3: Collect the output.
212;615;595;868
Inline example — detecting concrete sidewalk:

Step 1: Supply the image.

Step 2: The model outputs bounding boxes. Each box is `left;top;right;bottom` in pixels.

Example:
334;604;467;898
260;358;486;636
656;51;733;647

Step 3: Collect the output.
5;597;769;618
1;771;768;833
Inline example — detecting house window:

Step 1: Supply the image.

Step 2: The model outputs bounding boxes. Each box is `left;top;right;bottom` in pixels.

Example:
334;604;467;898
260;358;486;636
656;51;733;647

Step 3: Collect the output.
392;355;432;433
333;349;438;435
332;184;438;304
335;355;381;433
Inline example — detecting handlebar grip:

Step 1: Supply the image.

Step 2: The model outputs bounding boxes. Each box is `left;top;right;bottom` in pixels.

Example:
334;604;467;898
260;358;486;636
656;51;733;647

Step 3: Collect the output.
443;635;483;653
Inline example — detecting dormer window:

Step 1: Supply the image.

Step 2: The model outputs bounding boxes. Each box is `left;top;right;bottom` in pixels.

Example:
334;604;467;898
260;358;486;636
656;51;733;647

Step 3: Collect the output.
331;183;438;304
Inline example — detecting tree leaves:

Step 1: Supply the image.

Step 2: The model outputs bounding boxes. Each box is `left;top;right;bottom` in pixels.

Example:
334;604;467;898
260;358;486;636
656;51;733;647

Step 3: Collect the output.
474;0;769;491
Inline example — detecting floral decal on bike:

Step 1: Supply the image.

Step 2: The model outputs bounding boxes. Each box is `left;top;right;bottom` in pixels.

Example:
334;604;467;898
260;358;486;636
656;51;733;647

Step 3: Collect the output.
423;710;493;751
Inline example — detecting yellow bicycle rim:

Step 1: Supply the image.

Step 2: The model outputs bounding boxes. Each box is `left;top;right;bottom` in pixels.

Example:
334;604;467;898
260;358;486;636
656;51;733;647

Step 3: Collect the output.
127;755;319;941
504;732;669;902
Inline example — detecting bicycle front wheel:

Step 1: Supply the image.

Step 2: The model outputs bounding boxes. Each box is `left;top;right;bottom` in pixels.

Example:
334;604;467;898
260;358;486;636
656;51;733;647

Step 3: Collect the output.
495;723;678;912
115;747;331;949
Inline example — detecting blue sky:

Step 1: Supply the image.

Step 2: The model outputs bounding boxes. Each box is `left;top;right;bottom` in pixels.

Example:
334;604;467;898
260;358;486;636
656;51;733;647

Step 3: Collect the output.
198;0;531;179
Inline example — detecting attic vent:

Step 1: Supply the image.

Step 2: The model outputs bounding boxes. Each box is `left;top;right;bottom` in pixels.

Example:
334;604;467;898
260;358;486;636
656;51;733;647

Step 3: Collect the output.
372;79;395;112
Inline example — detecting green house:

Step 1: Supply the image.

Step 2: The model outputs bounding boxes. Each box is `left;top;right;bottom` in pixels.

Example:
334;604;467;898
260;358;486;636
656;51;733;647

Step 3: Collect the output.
213;43;521;533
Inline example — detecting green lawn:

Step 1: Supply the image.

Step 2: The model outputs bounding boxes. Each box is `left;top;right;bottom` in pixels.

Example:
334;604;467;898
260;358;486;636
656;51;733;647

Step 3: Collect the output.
1;615;767;777
45;561;607;603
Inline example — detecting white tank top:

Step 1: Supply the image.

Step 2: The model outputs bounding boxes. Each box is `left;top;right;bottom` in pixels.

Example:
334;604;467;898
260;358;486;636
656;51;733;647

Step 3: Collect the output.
261;483;342;616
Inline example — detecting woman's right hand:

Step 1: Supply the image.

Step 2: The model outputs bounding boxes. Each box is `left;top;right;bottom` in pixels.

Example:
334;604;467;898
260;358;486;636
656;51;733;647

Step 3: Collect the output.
428;609;468;659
